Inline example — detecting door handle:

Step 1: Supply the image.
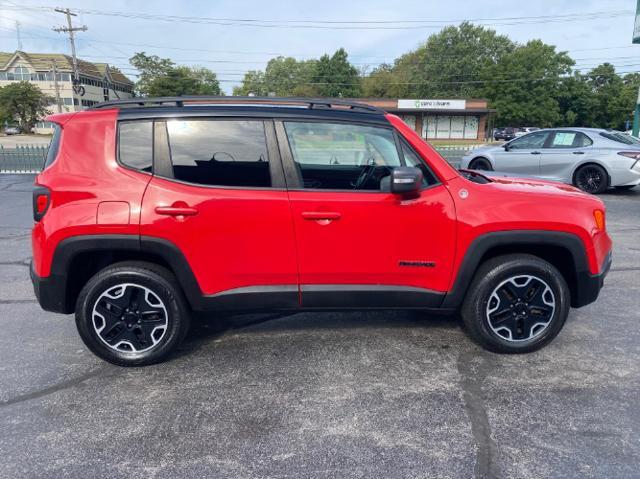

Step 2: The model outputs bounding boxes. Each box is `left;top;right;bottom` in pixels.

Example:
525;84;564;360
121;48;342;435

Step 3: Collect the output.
530;151;541;155
155;205;198;216
302;212;341;221
573;151;585;155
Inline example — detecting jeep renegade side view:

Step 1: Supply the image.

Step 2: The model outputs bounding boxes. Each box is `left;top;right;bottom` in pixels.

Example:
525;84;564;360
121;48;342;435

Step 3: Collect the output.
30;97;612;366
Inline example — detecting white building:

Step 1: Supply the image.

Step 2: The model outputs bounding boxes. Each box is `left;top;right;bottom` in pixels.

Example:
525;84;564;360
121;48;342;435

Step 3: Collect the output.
0;51;134;133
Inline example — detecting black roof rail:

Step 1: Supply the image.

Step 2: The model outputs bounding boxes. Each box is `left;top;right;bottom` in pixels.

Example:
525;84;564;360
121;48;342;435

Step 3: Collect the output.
88;96;385;114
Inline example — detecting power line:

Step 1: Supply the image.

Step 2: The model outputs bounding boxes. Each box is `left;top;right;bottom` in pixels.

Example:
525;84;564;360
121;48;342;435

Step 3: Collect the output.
0;4;633;30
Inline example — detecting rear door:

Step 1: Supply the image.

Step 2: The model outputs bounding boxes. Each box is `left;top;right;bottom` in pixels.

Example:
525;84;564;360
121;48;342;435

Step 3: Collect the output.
277;120;456;308
139;118;299;309
539;130;594;181
492;130;551;174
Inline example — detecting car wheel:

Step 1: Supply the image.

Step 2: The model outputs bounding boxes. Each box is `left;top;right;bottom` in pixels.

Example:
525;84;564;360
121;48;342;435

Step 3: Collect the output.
468;157;493;171
574;164;608;194
75;261;190;366
461;254;570;353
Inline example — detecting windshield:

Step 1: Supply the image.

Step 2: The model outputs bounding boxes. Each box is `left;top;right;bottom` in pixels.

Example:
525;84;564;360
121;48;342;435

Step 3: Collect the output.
599;131;640;145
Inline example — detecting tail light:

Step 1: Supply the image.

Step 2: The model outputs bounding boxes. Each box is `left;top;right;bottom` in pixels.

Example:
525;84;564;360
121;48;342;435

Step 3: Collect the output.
618;151;640;168
32;185;51;221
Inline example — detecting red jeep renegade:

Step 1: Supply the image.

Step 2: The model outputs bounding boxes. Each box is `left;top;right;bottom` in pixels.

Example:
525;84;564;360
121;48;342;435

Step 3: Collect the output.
30;97;612;366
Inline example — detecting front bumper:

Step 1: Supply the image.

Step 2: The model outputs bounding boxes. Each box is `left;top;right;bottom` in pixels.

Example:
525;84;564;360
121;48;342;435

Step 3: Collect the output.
573;251;612;308
30;261;71;314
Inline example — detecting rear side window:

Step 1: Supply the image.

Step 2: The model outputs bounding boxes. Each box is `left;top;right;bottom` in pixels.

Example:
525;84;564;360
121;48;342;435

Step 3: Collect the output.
43;124;61;170
166;120;270;187
550;131;593;148
118;121;153;172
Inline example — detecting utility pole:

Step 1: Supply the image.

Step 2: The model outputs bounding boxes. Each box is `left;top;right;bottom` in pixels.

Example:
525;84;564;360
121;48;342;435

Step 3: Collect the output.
16;21;22;50
52;61;63;113
53;8;87;109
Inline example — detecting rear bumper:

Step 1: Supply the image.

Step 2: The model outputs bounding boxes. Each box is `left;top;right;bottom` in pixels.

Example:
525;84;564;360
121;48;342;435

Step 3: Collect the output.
573;251;612;308
30;261;70;314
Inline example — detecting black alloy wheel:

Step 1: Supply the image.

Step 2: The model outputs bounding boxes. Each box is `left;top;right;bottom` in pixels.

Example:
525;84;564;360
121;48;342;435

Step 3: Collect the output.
574;164;608;194
469;157;493;171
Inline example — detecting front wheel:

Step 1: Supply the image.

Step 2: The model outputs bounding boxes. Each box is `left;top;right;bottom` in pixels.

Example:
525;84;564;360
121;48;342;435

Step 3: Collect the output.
75;261;190;366
468;157;493;171
461;254;570;353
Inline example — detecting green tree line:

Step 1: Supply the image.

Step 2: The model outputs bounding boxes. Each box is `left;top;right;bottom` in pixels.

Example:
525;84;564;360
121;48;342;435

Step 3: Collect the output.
227;23;637;130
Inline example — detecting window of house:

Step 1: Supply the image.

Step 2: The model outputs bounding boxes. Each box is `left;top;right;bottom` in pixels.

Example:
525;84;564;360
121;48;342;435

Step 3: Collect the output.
284;122;402;190
166;120;271;187
118;121;153;172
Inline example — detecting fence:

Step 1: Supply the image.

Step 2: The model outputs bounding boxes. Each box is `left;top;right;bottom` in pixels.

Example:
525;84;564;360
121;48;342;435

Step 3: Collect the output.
0;144;483;174
0;145;48;173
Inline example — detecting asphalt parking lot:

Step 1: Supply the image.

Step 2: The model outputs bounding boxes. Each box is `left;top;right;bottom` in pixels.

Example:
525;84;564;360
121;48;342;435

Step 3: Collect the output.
0;174;639;479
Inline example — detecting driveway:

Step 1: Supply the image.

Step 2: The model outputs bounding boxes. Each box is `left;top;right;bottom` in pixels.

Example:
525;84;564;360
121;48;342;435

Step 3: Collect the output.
0;174;639;478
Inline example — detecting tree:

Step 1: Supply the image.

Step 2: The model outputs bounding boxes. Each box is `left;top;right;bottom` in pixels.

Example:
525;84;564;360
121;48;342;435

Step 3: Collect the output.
587;63;626;129
312;48;360;97
380;22;516;98
129;52;222;96
481;40;574;126
0;82;52;131
234;57;317;96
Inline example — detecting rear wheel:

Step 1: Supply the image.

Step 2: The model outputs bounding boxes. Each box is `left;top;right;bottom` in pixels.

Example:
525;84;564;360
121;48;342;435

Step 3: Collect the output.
461;254;570;353
468;157;493;171
75;262;190;366
574;164;608;194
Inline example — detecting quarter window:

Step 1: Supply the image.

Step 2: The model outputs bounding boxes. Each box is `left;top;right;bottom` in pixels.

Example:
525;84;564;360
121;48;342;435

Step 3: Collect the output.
167;120;270;187
284;122;402;190
118;121;153;172
401;141;438;186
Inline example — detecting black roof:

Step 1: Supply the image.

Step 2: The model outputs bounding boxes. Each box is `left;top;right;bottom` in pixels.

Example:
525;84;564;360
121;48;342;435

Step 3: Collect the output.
104;96;389;125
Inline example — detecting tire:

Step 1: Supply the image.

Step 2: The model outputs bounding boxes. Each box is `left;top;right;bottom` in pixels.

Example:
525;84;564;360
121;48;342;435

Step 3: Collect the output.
468;157;493;171
75;261;191;366
614;185;636;191
573;164;608;194
461;254;570;354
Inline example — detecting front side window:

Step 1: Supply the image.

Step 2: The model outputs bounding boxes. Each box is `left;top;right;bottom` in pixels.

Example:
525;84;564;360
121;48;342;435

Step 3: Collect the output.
284;122;401;190
508;131;550;150
401;141;438;186
166;120;270;187
118;121;153;172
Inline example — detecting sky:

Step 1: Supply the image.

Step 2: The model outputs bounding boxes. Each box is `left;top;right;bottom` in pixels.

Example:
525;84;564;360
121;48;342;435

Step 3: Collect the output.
0;0;638;93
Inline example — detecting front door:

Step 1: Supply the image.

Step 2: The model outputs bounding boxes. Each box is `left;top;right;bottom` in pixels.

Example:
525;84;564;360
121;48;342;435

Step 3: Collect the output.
492;130;551;175
140;119;299;309
277;120;457;308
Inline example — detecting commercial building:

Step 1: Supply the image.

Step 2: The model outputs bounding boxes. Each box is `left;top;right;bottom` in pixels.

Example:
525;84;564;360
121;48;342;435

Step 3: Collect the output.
0;50;134;133
358;98;495;142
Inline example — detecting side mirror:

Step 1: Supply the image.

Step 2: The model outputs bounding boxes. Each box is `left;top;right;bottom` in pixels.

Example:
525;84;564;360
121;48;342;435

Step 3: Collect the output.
503;143;510;151
390;167;423;195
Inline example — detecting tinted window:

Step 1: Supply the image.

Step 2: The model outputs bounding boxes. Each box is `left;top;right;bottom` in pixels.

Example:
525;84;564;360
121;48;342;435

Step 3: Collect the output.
167;120;270;187
550;131;592;148
508;131;549;150
401;141;438;186
119;121;152;172
284;122;401;190
43;124;61;170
